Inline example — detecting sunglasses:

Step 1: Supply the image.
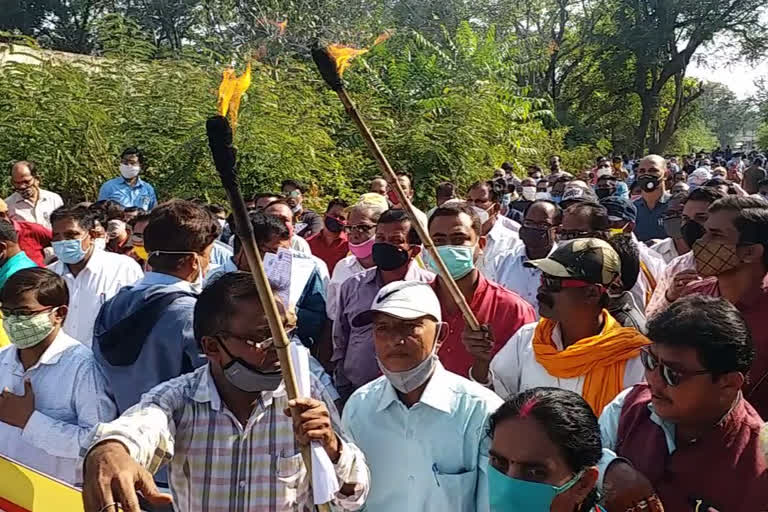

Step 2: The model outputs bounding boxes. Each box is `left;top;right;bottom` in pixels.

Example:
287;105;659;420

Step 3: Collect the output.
540;275;598;292
344;224;376;234
219;328;296;351
556;230;602;241
640;348;710;387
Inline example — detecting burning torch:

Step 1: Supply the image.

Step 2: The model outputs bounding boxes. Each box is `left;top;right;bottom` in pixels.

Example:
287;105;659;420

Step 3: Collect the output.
311;39;481;331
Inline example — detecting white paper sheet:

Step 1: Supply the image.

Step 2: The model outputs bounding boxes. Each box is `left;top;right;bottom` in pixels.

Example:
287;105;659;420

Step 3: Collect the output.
263;249;292;308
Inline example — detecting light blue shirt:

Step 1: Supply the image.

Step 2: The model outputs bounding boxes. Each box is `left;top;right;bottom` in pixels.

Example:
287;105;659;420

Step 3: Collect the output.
342;363;503;512
599;386;677;455
209;239;234;267
98;176;157;210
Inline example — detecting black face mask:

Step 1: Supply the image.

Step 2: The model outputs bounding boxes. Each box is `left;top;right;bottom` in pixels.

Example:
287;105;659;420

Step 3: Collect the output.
637;175;661;193
519;226;553;250
663;216;683;239
681;220;706;248
595;188;614;199
372;242;410;271
324;216;344;233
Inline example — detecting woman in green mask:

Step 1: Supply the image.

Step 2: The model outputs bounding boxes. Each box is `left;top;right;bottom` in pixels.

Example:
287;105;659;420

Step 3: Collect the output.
487;387;603;512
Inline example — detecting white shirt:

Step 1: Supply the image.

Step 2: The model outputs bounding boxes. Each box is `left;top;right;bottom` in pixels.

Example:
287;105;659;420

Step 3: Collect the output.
342;363;502;512
477;220;522;281
495;244;555;316
5;189;64;229
631;238;667;310
48;249;143;347
490;322;645;400
292;235;312;255
326;254;368;320
0;331;117;485
498;215;520;232
648;237;680;264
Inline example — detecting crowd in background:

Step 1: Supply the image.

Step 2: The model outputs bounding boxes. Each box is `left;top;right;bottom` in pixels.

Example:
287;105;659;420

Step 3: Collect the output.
0;146;767;511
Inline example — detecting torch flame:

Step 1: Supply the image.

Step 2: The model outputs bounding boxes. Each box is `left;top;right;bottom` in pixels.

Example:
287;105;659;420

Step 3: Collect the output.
326;31;393;77
217;62;252;132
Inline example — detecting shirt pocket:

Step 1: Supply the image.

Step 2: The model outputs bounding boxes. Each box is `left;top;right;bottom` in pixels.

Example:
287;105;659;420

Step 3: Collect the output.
433;468;477;512
275;452;309;508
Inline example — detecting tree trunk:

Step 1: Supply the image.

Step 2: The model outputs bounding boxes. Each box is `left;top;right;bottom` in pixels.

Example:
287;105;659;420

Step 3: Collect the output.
636;90;660;154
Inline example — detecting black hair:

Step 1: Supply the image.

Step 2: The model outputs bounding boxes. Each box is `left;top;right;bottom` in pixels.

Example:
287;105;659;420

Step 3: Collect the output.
233;211;290;254
684;186;726;205
757;179;768;189
124;206;141;215
487;387;601;511
708;195;768;266
377;208;421;245
1;267;69;306
607;234;640;291
0;220;18;244
528;165;543;175
50;206;96;232
89;199;125;222
194;271;262;346
501;162;514;171
120;147;145;166
428;204;482;236
252;192;283;204
469;179;503;203
325;198;349;213
754;157;764;167
144;200;219;272
669;190;689;204
207;204;226;217
396;172;415;189
265;199;292;211
648;295;754;376
11;160;39;178
564;203;610;233
280;179;305;193
523;199;563;224
436;182;456;199
128;212;151;229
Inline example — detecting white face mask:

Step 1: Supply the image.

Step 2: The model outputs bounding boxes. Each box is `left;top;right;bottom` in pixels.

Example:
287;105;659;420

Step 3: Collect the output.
521;186;537;201
119;163;141;179
376;324;443;393
535;191;551;201
92;238;107;251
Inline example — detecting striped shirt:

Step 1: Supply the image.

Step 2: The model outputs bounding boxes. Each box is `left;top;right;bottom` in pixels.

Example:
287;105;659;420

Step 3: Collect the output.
87;365;369;512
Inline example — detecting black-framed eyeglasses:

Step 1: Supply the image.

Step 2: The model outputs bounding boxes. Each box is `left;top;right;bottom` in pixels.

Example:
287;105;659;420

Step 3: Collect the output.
344;224;376;234
0;306;55;317
556;230;602;241
217;328;295;351
640;347;710;387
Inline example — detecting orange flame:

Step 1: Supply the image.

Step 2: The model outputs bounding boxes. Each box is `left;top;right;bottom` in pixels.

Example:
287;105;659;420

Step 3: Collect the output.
217;62;252;132
327;31;393;76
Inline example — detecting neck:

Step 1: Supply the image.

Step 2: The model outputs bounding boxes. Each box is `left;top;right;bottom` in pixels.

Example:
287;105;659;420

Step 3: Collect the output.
397;377;430;408
125;176;138;186
67;248;94;277
717;265;766;304
379;262;410;284
436;270;478;313
25;188;40;204
559;310;604;348
211;368;261;425
322;229;340;243
1;246;21;266
641;188;663;208
358;255;375;269
673;237;689;255
153;268;193;281
525;244;552;261
675;392;740;443
18;329;58;371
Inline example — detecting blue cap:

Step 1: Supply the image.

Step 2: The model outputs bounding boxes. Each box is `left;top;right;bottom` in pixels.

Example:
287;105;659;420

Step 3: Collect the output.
599;196;637;223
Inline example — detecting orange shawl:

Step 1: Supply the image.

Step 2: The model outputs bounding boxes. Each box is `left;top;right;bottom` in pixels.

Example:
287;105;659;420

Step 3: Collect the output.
532;310;650;415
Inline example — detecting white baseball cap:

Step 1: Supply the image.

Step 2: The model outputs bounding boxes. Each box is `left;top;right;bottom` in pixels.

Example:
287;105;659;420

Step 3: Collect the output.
352;281;442;327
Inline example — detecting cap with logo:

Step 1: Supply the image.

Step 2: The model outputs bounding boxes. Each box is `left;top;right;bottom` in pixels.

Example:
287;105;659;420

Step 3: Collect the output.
599;196;637;223
352;281;442;327
524;238;621;286
560;186;599;208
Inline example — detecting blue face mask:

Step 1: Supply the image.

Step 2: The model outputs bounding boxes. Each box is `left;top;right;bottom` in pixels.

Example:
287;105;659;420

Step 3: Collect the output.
488;465;583;511
52;237;88;265
551;194;562;204
424;245;476;280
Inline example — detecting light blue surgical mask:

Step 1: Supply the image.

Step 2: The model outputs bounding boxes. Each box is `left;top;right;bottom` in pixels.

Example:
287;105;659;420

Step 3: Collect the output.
52;237;88;265
423;245;476;279
488;465;584;511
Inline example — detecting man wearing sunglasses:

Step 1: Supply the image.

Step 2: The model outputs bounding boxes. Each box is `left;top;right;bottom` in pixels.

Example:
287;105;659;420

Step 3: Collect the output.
83;272;370;512
281;179;323;239
307;198;350;274
490;237;649;416
599;295;768;511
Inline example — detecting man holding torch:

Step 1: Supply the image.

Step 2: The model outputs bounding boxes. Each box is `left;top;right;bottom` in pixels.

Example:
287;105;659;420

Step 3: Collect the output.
82;272;370;512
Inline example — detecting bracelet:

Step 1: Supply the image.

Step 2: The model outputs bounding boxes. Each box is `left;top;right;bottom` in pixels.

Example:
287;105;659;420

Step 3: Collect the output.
468;366;494;388
624;494;663;512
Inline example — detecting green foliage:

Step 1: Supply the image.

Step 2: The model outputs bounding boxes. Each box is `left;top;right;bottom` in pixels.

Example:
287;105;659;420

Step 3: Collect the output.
758;123;768;151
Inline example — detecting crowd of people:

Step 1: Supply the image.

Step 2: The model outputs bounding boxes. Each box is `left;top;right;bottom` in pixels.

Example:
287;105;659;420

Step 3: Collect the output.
0;147;767;512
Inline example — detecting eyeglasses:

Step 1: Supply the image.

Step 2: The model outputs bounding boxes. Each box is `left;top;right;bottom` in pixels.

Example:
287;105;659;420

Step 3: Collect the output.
640;348;710;387
539;275;598;292
218;328;295;351
0;306;54;317
556;230;602;241
344;224;376;234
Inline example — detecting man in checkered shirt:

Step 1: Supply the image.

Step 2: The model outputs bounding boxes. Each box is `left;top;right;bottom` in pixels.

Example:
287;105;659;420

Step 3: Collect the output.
82;271;370;512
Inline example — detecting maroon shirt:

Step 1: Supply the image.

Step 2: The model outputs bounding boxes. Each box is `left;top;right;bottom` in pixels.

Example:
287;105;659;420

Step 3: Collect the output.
616;384;768;511
307;231;348;274
433;273;536;378
683;276;768;417
12;219;51;266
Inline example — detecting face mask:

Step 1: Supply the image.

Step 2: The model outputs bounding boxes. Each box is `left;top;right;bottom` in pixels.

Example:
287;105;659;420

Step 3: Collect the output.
372;242;410;271
693;239;742;277
502;193;513;208
681;220;706;248
637;175;661;193
595;188;614;199
377;327;441;393
551;194;562;204
218;218;227;229
519;226;552;250
5;309;58;349
609;225;628;236
324;216;345;234
52;237;88;265
535;191;550;201
521;186;537;201
387;190;401;206
664;217;683;239
349;237;375;260
424;245;476;280
291;204;302;215
133;245;149;261
119;163;140;179
149;250;205;292
93;237;107;251
17;186;36;200
218;338;283;392
488;465;583;512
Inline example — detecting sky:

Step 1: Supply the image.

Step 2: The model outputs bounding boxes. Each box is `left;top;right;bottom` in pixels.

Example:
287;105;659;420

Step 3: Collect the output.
689;57;768;100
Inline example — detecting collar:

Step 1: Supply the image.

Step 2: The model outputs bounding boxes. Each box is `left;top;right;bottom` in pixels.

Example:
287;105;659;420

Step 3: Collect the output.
517;242;557;264
10;190;46;206
7;330;79;375
62;247;102;276
376;362;455;414
139;271;188;287
191;365;287;412
121;177;145;189
1;251;30;270
369;260;423;285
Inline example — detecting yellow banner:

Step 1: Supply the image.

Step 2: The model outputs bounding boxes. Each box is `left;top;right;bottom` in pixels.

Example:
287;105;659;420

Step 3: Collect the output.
0;455;83;512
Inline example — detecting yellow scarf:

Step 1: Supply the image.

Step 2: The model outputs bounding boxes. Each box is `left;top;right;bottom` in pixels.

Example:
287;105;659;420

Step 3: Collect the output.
639;261;657;306
532;310;650;415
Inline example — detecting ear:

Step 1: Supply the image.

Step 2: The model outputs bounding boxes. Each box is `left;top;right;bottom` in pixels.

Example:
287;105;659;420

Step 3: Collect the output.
53;305;68;324
434;321;449;350
201;335;223;362
584;284;603;304
626;221;636;234
739;243;764;265
717;371;745;394
568;467;599;506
